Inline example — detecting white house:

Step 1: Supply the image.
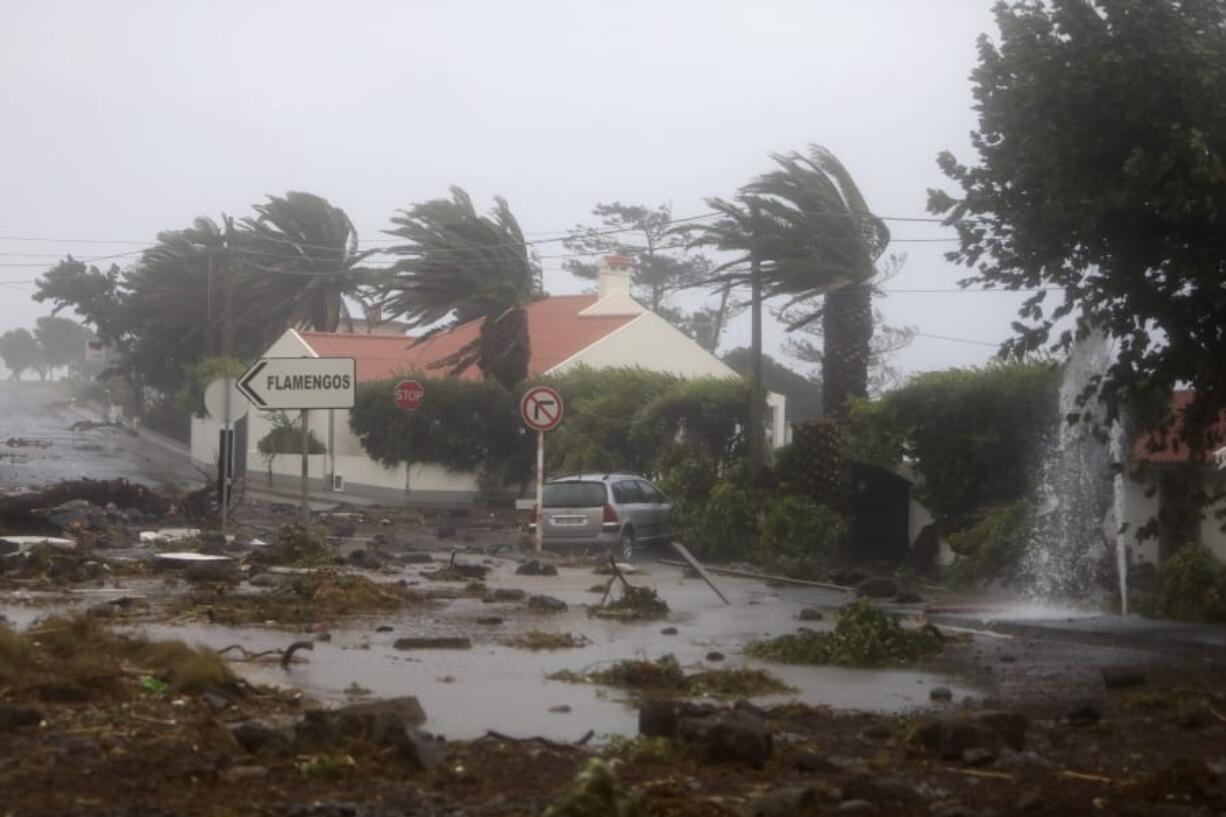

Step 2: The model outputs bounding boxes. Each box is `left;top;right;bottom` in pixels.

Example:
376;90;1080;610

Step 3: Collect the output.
191;256;786;503
1122;391;1226;566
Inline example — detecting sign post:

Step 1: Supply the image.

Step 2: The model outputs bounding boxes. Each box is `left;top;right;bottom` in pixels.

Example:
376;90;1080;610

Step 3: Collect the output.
520;386;564;554
204;378;248;537
236;357;356;522
393;380;425;501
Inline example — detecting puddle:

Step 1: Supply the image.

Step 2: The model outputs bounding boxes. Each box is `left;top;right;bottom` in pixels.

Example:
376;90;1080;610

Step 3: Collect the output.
134;558;982;741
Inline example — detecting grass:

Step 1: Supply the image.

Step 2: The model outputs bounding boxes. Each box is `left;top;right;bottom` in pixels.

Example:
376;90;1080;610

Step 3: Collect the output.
548;654;794;698
504;630;590;650
181;571;420;626
746;599;943;667
590;585;670;620
2;614;235;698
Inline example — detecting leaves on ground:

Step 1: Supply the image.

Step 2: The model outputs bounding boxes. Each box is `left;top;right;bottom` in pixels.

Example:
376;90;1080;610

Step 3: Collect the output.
746;598;942;666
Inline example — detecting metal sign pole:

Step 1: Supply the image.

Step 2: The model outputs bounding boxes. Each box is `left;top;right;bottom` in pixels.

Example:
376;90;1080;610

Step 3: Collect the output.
221;376;233;535
300;409;310;523
535;430;544;554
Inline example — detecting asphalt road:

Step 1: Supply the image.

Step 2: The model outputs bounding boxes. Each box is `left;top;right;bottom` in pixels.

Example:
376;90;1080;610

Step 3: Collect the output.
0;382;200;491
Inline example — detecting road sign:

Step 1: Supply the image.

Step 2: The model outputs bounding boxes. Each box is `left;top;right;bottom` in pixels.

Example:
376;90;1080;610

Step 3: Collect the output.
394;379;425;411
521;386;564;432
203;378;249;422
237;357;356;410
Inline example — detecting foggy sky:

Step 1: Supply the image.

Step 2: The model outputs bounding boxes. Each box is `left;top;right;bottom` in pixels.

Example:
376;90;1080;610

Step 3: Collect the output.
0;0;1019;381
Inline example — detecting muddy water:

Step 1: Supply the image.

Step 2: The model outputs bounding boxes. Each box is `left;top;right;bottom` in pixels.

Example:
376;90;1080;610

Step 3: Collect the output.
130;558;982;741
0;383;197;490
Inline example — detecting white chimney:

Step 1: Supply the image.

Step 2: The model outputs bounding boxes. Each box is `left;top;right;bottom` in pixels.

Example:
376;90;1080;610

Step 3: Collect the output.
596;255;634;299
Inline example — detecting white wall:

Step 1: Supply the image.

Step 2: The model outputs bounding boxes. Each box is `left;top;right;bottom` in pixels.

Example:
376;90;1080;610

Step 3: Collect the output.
553;313;739;379
1201;473;1226;562
1123;476;1161;566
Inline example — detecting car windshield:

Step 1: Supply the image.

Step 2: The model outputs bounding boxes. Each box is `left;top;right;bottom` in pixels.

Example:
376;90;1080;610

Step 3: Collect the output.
543;481;606;508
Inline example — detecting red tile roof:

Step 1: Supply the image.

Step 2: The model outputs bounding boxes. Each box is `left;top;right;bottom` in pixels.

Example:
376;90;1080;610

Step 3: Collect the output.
1134;390;1226;464
299;295;637;383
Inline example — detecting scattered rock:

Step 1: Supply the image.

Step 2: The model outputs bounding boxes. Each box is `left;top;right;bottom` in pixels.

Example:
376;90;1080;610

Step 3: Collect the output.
548;705;572;714
393;637;472;650
841;776;923;803
220;765;270;783
797;607;824;621
678;706;773;768
475;616;503;625
638;699;718;738
961;747;996;766
995;749;1055;771
862;722;892;739
913;712;1027;760
249;573;280;588
375;625;394;633
0;704;43;731
229;720;294;755
705;651;725;662
491;588;527;602
745;786;820;817
929;686;953;703
527;594;567;612
855;577;898;598
932;807;984;817
661;626;679;635
399;551;433;564
836;800;873;814
516;559;558;576
1103;668;1147;689
1000;654;1018;663
1068;701;1102;726
346;550;386;570
893;591;923;604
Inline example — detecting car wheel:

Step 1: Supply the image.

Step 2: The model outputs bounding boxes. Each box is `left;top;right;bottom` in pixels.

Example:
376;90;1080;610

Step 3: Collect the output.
617;527;634;562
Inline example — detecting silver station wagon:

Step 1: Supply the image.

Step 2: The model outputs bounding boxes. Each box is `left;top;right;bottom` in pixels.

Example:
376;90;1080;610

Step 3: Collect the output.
527;473;672;560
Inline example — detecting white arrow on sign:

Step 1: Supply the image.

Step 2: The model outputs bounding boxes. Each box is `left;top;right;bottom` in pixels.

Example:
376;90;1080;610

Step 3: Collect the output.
236;357;356;410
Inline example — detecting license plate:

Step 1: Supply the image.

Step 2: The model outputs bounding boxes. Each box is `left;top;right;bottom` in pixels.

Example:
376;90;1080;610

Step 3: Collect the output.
551;516;587;527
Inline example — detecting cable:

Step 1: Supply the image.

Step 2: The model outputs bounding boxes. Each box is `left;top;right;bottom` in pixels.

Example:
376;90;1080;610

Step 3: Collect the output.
912;331;1001;348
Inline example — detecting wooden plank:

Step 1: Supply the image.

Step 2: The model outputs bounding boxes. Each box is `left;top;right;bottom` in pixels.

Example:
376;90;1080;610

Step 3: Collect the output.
668;543;731;605
656;557;854;593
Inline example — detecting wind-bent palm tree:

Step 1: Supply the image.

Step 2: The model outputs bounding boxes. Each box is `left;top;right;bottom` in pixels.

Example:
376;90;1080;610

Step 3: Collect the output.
239;192;378;332
683;146;887;475
381;187;540;391
746;146;890;420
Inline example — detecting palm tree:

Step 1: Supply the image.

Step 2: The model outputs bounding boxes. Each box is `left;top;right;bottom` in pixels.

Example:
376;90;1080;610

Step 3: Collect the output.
684;145;888;476
239;192;378;332
381;187;540;391
746;146;890;420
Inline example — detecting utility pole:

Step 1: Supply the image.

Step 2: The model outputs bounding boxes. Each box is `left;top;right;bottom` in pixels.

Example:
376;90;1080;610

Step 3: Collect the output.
220;216;236;536
747;201;765;483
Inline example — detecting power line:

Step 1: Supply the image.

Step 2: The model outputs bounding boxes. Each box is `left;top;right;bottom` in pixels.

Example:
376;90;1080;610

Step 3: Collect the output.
913;331;1001;348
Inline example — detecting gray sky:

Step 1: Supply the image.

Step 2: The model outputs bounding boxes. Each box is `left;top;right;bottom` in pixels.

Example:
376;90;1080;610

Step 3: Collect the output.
1;0;1021;381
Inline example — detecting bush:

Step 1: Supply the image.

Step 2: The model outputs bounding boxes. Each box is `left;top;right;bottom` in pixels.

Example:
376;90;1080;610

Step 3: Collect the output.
944;502;1030;586
755;494;846;568
1138;544;1226;622
676;481;758;561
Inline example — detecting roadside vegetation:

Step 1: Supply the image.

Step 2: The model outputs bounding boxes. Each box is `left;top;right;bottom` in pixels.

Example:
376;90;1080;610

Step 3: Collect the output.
747;599;942;666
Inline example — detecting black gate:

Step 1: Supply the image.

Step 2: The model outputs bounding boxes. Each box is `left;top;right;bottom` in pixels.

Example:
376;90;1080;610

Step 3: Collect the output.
848;462;911;564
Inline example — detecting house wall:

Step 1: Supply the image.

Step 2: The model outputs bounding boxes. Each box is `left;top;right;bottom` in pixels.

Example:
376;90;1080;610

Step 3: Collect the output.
552;311;787;447
553;313;739;379
1121;470;1226;566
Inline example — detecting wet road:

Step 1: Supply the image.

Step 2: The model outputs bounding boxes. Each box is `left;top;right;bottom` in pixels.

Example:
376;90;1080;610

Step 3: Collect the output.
134;558;980;741
0;382;199;491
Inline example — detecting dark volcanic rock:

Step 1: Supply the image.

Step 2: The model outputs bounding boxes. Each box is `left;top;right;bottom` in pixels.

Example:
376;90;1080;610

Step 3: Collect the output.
229;719;294;755
0;704;43;731
1103;668;1147;689
745;786;821;817
855;577;898;598
841;776;923;803
515;559;558;576
527;594;567;612
678;707;773;768
797;607;824;621
393;637;471;650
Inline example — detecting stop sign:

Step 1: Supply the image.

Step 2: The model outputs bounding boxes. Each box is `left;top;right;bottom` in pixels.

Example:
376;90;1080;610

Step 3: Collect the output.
393;379;425;411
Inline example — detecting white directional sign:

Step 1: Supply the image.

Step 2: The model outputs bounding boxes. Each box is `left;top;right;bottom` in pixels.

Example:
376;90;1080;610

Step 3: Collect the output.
521;385;564;432
237;357;356;410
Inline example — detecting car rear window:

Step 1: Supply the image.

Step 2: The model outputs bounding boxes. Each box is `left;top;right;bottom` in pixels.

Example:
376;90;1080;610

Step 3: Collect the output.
543;481;606;508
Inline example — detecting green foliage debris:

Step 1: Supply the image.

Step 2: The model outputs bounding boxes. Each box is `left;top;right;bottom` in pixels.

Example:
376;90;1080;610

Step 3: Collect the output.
504;630;589;650
548;653;793;698
746;599;942;666
544;757;646;817
1137;544;1226;623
